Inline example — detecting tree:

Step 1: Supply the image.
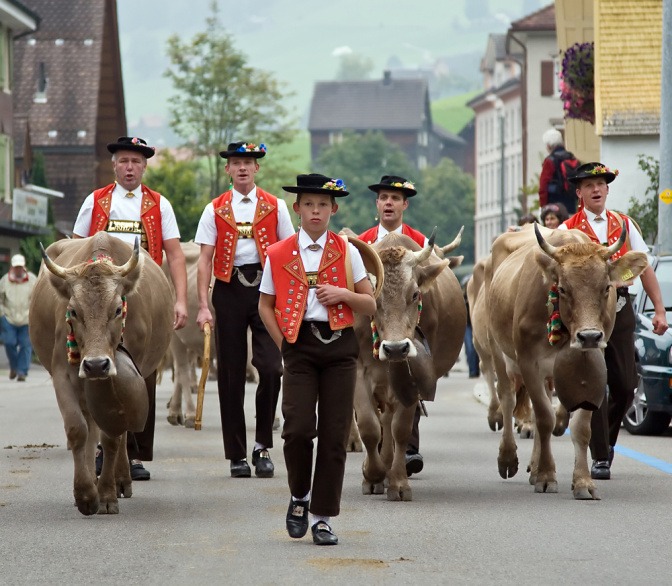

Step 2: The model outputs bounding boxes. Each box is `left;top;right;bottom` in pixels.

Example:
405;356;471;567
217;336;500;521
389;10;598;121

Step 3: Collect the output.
626;154;659;244
335;54;374;81
314;131;415;233
409;158;476;264
164;1;296;197
144;152;210;242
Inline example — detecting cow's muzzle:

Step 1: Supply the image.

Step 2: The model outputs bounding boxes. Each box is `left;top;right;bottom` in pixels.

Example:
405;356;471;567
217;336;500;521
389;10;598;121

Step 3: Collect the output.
573;329;605;349
379;337;418;361
80;356;117;379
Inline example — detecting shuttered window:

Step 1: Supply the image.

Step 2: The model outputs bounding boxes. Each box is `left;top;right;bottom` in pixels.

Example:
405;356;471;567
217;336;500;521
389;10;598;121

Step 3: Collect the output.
541;61;555;97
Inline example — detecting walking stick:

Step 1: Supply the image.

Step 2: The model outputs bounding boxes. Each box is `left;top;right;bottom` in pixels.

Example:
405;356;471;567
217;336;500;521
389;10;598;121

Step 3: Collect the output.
194;322;211;431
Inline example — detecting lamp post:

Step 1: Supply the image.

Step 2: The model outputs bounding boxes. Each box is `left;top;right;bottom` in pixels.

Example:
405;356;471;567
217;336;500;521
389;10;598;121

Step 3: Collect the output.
497;105;506;233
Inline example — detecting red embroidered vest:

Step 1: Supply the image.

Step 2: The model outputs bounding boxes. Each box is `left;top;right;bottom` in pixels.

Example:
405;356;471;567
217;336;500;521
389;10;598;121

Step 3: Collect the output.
89;183;164;265
267;231;354;343
359;223;426;247
212;189;279;282
564;210;632;260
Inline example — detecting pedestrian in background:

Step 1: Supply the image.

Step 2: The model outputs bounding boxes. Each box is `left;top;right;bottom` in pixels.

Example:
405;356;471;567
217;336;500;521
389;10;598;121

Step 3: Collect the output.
0;254;37;381
461;274;479;379
540;203;569;229
538;128;580;213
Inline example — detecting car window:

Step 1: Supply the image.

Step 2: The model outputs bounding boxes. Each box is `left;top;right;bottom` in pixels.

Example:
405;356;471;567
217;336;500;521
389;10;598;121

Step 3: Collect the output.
644;259;672;311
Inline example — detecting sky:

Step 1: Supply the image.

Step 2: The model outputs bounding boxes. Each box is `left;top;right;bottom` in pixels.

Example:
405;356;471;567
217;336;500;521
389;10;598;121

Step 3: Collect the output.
116;0;547;146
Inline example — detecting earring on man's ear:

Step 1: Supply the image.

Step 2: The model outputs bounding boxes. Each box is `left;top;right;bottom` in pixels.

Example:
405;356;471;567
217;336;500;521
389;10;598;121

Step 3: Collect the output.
374;215;379;222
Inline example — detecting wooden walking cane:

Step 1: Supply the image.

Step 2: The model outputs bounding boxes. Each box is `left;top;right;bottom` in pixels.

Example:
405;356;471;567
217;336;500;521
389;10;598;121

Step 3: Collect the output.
194;322;211;431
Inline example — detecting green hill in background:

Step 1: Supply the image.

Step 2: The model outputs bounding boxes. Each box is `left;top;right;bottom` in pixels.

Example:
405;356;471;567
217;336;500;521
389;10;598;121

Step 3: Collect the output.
431;90;480;134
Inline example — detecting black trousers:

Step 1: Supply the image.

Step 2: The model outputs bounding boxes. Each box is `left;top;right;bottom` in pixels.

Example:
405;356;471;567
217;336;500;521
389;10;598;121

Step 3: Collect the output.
281;323;359;517
212;272;282;461
126;370;156;461
590;292;637;461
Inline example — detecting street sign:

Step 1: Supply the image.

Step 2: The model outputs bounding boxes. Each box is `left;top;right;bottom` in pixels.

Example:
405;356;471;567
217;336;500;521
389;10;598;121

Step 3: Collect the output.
660;189;672;204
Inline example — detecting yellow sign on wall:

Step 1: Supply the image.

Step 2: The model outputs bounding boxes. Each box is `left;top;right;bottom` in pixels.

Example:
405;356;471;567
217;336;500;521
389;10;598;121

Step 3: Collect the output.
660;189;672;205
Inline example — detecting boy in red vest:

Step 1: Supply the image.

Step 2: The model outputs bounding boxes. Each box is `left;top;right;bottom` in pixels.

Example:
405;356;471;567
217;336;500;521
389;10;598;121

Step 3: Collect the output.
195;141;294;479
359;174;428;476
560;162;668;480
259;173;376;545
73;135;188;481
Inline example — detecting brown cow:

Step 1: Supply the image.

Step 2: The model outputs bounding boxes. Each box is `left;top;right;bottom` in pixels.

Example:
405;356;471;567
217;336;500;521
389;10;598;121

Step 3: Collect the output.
29;233;173;515
487;225;648;499
354;231;466;501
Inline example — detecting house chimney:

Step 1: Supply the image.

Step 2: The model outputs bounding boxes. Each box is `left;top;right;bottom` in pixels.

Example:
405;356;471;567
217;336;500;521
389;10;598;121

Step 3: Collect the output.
383;70;392;85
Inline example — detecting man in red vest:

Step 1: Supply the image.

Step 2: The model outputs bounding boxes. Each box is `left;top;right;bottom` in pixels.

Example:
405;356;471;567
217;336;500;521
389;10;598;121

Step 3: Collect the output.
359;174;428;477
73;135;188;481
560;162;668;480
195;141;294;479
259;173;376;545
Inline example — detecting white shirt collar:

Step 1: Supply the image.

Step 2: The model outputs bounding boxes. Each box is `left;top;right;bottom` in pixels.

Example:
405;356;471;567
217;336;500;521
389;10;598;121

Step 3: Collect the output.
232;185;257;203
378;223;403;238
298;228;328;250
584;207;608;221
113;182;142;197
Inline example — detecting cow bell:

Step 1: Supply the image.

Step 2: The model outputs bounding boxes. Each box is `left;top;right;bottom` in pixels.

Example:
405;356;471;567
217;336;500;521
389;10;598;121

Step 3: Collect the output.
553;347;607;412
84;348;149;437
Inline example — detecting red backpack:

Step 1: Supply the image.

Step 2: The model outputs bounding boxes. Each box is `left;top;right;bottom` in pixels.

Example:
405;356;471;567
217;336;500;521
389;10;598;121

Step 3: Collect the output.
548;149;581;213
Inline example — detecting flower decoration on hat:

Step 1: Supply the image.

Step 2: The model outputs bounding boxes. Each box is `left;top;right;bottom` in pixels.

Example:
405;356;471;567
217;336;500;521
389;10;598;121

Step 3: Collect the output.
236;142;267;153
587;165;619;177
130;137;155;154
391;180;415;191
321;178;347;191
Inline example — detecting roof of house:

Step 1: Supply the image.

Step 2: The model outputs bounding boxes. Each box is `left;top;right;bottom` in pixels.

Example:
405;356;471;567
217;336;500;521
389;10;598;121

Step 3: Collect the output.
12;0;110;152
309;75;429;131
509;3;555;32
596;0;661;135
480;34;508;73
1;0;40;32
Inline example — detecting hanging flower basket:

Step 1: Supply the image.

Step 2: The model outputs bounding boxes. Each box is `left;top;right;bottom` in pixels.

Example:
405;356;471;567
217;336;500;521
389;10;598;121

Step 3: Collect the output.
559;42;595;125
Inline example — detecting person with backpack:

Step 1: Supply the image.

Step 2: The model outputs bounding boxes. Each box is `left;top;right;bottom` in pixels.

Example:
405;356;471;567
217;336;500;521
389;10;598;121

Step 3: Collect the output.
538;128;581;214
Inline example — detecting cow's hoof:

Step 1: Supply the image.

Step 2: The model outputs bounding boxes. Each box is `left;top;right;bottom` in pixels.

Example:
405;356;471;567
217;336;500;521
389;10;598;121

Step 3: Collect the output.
347;441;363;453
362;481;373;495
573;486;599;500
97;500;120;514
488;413;503;432
76;496;100;516
167;412;183;426
519;426;534;439
400;487;413;502
184;416;195;428
373;482;384;495
117;479;133;499
498;458;518;479
534;479;558;493
386;488;401;501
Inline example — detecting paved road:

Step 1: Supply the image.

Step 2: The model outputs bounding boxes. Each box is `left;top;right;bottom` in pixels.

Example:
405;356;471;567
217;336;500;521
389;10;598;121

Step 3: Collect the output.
1;356;671;585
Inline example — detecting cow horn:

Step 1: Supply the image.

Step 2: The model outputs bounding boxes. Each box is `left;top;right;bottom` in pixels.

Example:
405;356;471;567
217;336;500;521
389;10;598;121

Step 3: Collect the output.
603;225;627;258
118;237;140;277
440;226;464;255
534;223;559;259
412;227;437;264
40;242;68;279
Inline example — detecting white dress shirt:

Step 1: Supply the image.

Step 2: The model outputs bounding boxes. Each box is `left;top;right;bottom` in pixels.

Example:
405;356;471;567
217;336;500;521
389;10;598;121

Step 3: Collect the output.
376;224;429;246
559;208;648;253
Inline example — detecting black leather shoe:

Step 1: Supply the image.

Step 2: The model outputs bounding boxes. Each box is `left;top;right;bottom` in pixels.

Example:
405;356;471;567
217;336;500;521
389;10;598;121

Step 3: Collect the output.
252;448;274;478
591;460;611;480
230;459;251;478
311;521;338;545
95;444;103;477
130;459;151;481
405;450;424;477
286;499;309;538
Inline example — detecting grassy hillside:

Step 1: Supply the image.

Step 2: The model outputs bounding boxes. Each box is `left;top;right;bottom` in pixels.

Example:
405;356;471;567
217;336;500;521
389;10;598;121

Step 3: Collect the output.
431;90;480;134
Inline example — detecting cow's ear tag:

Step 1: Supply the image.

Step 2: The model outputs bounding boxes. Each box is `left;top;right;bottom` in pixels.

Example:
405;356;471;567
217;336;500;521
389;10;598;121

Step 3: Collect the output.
621;268;634;281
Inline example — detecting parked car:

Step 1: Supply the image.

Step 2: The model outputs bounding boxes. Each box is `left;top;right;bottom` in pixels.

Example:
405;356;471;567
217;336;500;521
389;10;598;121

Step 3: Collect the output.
623;255;672;435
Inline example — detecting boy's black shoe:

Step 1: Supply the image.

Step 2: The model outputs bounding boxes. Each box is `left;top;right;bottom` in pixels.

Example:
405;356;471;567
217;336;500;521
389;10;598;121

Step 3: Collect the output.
311;521;338;545
230;459;251;478
286;499;309;538
405;449;424;476
130;459;151;481
252;448;274;478
591;460;611;480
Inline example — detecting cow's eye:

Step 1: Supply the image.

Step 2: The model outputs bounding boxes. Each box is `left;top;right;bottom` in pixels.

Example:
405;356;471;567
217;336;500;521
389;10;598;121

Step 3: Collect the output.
68;308;77;318
412;290;420;302
115;306;123;317
557;286;565;295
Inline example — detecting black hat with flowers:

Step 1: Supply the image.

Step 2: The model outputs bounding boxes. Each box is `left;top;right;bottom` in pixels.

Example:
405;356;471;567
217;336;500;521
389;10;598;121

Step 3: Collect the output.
282;173;349;197
569;162;618;184
107;136;155;159
368;175;417;197
219;141;267;159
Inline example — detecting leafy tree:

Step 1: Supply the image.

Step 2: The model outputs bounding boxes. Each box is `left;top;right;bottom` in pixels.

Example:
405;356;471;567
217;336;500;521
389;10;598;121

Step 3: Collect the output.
626;154;659;244
409;158;476;264
144;152;210;242
164;1;296;197
314;131;415;233
335;54;374;81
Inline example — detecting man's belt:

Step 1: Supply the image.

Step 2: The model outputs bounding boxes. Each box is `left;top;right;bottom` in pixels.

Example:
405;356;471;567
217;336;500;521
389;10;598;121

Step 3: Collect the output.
236;222;253;238
306;271;319;288
107;219;143;234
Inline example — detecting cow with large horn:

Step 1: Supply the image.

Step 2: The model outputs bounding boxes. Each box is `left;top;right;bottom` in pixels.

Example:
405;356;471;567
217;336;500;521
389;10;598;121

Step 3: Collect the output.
354;228;467;501
29;232;173;515
486;224;648;499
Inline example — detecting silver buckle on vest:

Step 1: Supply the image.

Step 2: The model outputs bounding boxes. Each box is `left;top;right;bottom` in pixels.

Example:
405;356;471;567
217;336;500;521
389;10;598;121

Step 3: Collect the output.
310;323;342;344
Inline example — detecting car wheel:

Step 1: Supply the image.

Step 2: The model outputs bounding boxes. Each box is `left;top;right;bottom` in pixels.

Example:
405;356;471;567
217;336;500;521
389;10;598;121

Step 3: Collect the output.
623;377;672;436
